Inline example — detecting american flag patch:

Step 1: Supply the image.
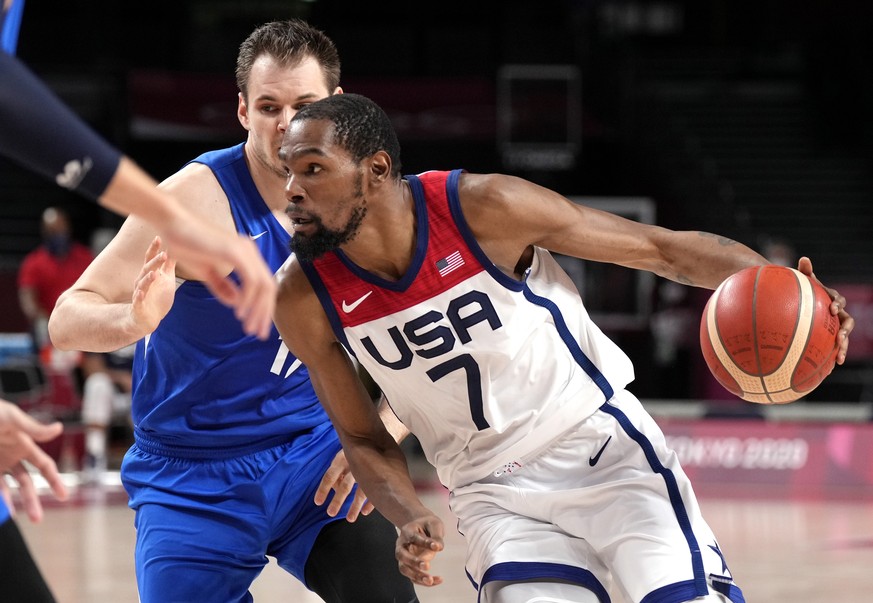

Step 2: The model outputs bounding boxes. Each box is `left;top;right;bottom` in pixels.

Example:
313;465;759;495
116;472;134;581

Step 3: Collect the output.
436;251;464;276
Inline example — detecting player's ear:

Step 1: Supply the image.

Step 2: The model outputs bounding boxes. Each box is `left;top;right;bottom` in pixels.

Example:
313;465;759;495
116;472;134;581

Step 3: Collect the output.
237;92;251;130
369;151;392;183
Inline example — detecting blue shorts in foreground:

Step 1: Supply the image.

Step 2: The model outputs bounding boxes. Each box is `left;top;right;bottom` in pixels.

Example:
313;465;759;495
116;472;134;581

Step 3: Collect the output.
121;422;352;603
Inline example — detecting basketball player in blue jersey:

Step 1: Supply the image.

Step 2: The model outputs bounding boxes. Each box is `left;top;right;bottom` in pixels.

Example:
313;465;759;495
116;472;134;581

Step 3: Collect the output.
1;0;275;339
272;94;855;603
49;21;417;603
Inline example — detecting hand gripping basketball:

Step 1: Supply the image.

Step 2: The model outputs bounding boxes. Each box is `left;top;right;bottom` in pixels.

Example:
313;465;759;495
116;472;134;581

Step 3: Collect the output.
700;265;840;404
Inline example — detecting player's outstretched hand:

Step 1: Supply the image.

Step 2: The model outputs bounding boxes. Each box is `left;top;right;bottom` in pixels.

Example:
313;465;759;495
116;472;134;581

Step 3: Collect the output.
797;256;854;364
160;224;276;341
131;237;178;334
396;514;445;587
314;449;375;522
0;401;68;523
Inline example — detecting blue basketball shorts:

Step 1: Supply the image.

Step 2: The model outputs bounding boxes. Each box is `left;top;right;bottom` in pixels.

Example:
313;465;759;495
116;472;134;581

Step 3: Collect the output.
121;422;352;603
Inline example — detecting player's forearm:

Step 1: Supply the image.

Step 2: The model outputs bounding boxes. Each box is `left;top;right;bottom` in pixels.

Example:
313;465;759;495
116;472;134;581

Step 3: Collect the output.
639;230;770;289
344;436;432;529
48;291;146;353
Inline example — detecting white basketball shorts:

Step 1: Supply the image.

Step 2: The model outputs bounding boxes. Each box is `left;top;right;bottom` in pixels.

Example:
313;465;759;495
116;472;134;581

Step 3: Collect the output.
449;389;745;603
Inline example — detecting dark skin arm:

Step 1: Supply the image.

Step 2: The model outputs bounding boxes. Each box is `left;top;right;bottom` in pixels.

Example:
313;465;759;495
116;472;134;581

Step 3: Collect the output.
313;397;412;521
274;258;444;586
457;173;852;362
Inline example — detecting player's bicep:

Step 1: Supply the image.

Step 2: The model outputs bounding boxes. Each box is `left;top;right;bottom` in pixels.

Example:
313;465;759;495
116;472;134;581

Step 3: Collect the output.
460;173;663;270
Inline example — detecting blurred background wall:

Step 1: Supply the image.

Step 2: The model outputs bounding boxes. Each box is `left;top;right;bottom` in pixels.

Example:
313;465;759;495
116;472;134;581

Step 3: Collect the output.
2;0;871;403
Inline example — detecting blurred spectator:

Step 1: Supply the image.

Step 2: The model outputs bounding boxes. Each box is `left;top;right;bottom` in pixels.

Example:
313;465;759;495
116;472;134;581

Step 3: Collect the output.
759;235;797;268
17;207;93;366
649;280;698;399
79;345;134;483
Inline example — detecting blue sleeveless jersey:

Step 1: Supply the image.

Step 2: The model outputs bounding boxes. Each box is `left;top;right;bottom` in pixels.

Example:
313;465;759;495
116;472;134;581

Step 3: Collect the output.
131;143;329;456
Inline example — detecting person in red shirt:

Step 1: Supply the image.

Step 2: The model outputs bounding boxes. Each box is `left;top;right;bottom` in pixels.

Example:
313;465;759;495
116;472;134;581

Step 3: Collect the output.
17;206;93;357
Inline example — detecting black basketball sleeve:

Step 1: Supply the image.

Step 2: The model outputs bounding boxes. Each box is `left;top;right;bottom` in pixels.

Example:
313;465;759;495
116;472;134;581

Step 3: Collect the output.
0;517;57;603
305;511;419;603
0;51;121;201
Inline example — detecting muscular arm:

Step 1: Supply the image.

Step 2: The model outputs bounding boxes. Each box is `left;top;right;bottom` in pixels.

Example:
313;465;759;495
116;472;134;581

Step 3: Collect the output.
49;163;241;352
459;173;769;288
459;173;853;362
275;259;430;527
275;259;444;585
48;215;176;353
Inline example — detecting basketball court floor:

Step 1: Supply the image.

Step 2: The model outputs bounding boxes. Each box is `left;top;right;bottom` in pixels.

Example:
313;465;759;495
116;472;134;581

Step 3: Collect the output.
16;464;873;603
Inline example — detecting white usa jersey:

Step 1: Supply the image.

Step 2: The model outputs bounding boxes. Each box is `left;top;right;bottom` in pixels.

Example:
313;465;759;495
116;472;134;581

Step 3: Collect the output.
301;170;635;490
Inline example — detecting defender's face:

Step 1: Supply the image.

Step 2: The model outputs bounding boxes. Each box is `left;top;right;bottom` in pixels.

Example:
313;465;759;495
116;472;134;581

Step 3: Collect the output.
280;118;367;259
238;55;335;179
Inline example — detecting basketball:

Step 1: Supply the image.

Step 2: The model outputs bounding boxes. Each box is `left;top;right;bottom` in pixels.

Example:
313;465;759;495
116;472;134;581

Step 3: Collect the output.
699;265;840;404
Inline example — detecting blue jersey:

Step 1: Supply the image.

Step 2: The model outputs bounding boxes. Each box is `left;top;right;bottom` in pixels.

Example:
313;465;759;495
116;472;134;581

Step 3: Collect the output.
131;143;329;457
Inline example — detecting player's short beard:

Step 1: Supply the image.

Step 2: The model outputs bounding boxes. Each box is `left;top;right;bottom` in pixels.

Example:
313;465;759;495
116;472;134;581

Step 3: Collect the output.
290;204;367;261
290;169;369;261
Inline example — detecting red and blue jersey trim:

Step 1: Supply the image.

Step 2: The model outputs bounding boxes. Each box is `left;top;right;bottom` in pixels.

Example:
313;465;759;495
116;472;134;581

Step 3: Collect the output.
302;170;489;346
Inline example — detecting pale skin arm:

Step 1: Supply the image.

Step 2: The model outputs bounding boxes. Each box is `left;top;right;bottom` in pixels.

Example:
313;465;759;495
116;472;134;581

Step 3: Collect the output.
0;400;68;523
458;173;854;363
275;259;444;586
97;157;275;340
49;209;180;353
50;163;236;352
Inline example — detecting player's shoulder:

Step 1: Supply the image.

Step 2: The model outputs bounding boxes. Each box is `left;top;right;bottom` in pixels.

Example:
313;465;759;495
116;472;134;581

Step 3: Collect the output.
458;172;526;202
276;254;314;300
159;161;217;189
157;161;229;216
456;172;531;224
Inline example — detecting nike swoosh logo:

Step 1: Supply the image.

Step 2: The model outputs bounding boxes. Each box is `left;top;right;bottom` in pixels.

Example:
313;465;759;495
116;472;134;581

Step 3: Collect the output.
249;231;268;240
588;435;612;467
341;290;374;313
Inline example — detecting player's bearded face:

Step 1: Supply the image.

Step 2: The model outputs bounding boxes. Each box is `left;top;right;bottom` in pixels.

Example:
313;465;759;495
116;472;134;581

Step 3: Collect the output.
289;171;367;261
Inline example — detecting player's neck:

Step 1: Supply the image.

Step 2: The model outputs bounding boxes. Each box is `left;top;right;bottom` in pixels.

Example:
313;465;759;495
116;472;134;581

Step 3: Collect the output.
342;180;416;281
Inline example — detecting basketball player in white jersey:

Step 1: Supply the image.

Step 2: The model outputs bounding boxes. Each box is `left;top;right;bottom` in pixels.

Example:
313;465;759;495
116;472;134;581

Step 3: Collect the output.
272;93;854;603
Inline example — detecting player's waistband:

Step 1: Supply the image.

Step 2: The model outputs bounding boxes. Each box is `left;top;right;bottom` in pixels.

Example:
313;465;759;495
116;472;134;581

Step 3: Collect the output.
443;387;613;490
133;427;301;460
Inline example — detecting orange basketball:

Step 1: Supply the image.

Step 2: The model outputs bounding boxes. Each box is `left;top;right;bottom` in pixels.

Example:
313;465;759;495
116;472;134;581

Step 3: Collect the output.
699;265;840;404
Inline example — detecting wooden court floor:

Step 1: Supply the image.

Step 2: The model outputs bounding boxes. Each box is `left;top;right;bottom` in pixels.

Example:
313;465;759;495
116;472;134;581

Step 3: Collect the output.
17;472;873;603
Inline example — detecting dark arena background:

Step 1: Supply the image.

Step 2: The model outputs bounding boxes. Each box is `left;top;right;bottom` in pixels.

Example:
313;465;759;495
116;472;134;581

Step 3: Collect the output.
3;2;873;601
